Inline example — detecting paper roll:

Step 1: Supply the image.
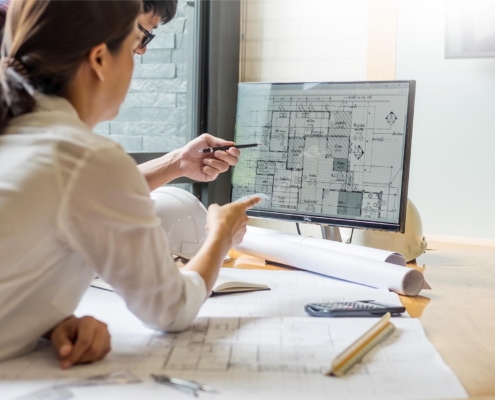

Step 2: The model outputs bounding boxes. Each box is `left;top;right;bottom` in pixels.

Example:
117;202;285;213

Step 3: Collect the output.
247;226;406;266
235;232;425;296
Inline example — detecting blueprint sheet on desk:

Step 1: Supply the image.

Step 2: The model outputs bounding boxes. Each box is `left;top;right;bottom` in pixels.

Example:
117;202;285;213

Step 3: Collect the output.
0;269;467;400
198;268;402;318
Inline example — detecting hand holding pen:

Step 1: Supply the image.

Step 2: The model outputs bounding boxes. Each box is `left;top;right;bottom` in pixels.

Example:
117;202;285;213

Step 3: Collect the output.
178;135;262;183
197;143;262;153
178;134;242;183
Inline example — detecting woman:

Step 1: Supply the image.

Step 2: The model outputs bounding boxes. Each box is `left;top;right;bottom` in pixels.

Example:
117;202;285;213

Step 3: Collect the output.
0;0;259;369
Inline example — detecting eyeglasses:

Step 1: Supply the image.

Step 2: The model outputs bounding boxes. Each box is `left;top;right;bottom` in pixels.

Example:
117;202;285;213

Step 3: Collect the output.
137;23;156;49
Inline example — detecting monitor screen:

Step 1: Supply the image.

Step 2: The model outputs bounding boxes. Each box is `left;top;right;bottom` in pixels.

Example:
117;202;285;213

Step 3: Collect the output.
231;81;415;232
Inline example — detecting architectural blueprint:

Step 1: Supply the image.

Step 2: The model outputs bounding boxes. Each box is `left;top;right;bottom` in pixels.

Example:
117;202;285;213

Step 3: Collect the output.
0;280;467;400
232;82;411;224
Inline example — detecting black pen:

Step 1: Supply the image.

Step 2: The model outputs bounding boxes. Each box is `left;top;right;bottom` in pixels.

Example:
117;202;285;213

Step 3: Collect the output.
197;143;262;153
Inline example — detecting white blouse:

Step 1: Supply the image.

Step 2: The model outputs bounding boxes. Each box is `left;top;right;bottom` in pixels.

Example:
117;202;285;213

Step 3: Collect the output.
0;94;207;361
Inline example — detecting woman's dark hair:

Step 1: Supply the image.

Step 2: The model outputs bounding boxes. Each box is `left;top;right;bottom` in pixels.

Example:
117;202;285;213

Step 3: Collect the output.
143;0;178;25
0;2;8;43
0;0;141;133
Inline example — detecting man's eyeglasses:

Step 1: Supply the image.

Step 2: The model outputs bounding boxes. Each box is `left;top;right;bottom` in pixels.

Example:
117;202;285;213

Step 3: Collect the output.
138;24;156;49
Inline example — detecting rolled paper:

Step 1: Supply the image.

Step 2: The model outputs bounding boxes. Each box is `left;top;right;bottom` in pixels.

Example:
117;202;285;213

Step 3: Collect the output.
235;232;425;296
247;226;407;266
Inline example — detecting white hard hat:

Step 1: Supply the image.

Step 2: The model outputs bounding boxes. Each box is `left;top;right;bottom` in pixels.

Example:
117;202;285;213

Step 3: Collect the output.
350;199;427;262
151;187;208;260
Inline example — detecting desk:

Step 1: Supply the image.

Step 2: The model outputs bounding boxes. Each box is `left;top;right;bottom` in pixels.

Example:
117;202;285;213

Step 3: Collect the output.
225;241;495;400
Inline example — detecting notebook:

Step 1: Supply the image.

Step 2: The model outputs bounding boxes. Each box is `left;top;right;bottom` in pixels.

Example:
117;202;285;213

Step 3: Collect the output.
210;274;270;296
91;275;270;297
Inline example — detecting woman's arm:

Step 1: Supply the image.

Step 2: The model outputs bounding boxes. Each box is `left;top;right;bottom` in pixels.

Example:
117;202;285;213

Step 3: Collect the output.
60;144;256;333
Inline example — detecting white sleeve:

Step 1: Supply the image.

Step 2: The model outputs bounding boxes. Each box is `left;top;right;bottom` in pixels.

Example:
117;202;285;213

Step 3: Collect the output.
57;144;207;332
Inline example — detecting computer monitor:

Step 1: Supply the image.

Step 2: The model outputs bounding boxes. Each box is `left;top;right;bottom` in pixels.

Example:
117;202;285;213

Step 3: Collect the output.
231;81;415;233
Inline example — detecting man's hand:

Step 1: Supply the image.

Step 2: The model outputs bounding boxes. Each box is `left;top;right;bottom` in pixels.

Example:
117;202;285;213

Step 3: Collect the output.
178;134;240;182
50;315;111;369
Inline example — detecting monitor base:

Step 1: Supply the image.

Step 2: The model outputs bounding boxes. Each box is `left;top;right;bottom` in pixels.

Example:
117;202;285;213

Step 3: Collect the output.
320;225;342;242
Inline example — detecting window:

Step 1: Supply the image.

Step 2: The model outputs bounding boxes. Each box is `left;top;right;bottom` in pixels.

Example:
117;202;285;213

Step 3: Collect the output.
95;0;193;154
94;0;241;203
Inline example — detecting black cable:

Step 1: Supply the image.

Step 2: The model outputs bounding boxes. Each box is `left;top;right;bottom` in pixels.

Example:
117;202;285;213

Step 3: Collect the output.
296;223;301;235
349;228;354;244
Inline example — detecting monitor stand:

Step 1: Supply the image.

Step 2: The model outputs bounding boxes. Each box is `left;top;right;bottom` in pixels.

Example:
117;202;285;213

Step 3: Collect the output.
320;225;342;242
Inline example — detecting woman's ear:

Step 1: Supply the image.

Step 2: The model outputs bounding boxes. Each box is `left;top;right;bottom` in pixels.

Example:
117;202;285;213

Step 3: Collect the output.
88;43;109;82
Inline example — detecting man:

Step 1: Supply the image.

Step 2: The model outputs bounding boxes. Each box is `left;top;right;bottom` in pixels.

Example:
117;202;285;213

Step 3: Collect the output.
135;0;176;56
130;0;241;190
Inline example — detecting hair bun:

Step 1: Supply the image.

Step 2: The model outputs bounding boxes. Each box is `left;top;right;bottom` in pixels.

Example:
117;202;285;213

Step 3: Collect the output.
0;56;33;96
1;57;29;78
0;56;35;130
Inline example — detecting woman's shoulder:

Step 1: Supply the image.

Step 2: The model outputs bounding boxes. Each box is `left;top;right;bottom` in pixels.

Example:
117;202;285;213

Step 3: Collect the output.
5;95;127;157
3;98;138;188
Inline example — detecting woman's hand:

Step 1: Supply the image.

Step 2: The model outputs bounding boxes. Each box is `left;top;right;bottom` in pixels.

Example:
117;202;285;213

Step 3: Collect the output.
178;134;240;182
183;196;261;291
50;315;111;369
206;196;261;248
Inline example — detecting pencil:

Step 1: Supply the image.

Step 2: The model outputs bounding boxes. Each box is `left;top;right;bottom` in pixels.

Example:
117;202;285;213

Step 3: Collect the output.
196;143;262;153
327;312;395;377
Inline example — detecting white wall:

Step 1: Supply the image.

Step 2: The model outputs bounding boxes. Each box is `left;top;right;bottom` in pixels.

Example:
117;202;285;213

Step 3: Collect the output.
239;0;495;243
241;0;369;83
396;0;495;241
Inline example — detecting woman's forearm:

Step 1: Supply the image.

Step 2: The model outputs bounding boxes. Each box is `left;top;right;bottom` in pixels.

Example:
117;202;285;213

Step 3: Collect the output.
182;232;232;293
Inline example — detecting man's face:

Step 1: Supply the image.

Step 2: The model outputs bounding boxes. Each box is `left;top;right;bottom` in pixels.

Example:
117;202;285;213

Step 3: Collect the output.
134;11;161;55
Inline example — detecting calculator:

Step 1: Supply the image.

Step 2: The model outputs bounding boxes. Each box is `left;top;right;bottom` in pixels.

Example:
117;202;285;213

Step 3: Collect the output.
305;301;406;317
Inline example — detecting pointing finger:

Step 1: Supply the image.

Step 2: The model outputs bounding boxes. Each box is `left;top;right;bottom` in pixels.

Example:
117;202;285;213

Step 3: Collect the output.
236;196;262;210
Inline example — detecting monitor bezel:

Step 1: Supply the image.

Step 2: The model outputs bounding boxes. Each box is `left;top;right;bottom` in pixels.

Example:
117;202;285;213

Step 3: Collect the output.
231;80;416;233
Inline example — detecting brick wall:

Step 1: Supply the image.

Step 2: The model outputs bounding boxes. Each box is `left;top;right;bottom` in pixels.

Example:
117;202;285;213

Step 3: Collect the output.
95;0;190;153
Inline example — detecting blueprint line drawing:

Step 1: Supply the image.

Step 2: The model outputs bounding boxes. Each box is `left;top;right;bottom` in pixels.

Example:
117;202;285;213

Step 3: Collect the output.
0;286;468;400
232;86;410;224
157;317;340;374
